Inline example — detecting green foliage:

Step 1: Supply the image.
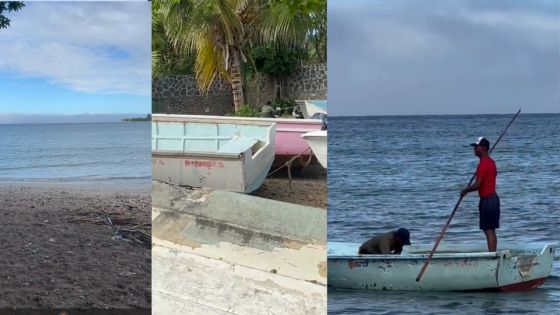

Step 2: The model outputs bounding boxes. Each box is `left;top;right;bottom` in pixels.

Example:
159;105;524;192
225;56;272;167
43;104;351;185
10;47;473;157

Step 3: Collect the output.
152;2;195;76
0;1;25;29
122;114;152;122
250;46;303;78
232;104;259;117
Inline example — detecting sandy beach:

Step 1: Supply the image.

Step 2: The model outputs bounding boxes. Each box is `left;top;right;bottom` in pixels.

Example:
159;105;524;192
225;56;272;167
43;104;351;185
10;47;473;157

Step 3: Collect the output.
0;182;151;310
252;164;327;209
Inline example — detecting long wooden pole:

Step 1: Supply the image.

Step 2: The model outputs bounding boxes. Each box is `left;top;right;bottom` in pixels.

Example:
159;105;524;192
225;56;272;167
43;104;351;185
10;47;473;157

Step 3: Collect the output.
415;109;522;282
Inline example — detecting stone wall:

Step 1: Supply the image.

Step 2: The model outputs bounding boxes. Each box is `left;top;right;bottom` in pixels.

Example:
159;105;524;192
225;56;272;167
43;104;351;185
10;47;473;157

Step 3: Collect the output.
152;64;327;115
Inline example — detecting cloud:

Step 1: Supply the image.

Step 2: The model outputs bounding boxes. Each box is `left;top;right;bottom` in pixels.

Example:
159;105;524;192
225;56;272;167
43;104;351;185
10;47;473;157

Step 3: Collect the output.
0;2;150;95
328;0;560;115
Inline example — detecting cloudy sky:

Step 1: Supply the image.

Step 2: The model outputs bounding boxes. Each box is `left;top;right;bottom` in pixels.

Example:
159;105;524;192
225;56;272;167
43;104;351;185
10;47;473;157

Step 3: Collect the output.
328;0;560;115
0;1;150;123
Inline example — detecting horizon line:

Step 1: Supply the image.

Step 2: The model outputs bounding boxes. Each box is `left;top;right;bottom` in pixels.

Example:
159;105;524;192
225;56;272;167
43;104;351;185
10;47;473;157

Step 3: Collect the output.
329;111;558;118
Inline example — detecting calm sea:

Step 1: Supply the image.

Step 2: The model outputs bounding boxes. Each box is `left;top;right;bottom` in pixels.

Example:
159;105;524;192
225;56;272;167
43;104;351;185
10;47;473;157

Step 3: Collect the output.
328;114;560;314
0;122;151;188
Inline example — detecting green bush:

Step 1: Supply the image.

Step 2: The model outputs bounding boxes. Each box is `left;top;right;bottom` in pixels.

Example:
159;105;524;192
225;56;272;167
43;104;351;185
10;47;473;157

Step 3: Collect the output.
231;105;259;117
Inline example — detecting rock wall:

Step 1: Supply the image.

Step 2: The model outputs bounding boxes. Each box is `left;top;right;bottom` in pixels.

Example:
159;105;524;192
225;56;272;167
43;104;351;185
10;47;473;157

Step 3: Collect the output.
152;64;327;115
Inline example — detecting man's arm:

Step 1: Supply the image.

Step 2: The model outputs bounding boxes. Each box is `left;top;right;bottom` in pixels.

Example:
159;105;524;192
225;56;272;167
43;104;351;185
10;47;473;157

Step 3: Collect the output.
461;178;480;197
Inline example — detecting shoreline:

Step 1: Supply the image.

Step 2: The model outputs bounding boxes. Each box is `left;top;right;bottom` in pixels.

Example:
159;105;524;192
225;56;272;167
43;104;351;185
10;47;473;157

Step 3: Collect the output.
0;179;151;196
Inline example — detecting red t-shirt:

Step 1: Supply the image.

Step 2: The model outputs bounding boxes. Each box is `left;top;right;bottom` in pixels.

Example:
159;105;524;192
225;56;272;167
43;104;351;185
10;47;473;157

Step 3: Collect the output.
476;156;497;197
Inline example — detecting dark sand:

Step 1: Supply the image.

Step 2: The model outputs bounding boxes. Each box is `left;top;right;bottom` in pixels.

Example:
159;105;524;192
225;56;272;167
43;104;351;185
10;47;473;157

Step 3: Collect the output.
253;164;326;209
0;182;151;309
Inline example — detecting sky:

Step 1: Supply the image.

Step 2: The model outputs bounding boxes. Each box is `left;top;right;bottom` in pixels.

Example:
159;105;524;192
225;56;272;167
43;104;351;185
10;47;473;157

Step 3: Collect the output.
328;0;560;116
0;1;151;123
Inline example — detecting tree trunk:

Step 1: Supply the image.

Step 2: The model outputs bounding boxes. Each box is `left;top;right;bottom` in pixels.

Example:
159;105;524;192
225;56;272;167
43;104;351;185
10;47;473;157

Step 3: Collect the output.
230;49;245;112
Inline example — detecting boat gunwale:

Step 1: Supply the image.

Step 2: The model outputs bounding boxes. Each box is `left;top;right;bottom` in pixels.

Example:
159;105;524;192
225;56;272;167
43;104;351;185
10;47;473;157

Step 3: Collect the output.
152;150;242;159
152;114;321;125
328;252;502;260
328;242;559;260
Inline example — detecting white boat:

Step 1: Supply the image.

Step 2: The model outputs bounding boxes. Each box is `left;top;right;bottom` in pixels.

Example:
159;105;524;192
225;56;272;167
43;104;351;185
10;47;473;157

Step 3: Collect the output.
328;241;559;291
151;114;275;193
297;100;327;119
301;130;327;168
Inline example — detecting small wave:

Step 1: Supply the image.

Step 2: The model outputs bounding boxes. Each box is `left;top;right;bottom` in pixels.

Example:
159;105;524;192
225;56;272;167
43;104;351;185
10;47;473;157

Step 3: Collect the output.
0;175;151;183
0;161;101;171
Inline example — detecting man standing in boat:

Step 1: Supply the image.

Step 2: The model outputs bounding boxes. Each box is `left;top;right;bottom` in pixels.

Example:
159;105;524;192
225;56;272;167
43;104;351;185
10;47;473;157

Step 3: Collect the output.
460;137;500;252
358;228;411;255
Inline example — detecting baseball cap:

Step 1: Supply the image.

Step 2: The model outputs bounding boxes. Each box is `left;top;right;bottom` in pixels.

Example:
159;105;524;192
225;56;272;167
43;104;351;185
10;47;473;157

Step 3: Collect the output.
396;228;411;245
470;137;490;149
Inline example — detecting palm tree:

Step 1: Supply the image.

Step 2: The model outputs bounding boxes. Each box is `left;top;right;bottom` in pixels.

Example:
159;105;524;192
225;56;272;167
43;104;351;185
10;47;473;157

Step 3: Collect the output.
155;0;319;111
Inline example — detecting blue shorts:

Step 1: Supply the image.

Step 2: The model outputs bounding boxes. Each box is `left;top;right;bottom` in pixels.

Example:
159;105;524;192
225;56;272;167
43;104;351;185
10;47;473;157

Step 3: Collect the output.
479;193;500;230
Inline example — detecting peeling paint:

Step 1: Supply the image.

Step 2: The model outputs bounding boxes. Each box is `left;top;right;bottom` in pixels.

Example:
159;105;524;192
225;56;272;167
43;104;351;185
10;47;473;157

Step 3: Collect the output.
347;260;369;269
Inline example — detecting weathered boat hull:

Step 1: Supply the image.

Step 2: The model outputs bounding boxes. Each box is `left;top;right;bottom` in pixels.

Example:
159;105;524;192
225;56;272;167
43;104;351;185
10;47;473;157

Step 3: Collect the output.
302;130;327;168
153;114;322;168
152;115;275;193
152;182;327;314
328;242;558;291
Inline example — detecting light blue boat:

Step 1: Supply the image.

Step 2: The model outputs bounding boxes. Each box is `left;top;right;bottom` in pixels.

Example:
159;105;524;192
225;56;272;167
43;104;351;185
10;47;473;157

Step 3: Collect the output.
328;241;558;291
152;114;276;193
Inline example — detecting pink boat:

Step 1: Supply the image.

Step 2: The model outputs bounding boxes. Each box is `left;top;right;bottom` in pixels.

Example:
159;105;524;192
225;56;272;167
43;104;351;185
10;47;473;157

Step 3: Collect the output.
208;116;323;167
261;117;323;167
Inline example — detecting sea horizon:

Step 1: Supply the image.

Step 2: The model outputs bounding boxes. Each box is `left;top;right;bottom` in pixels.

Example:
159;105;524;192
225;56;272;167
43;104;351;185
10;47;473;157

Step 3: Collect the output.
330;112;559;119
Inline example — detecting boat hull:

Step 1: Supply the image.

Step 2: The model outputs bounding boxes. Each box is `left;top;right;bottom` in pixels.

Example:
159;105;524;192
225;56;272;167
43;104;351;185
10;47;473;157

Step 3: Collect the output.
328;242;558;291
151;115;275;193
302;130;327;168
153;114;322;168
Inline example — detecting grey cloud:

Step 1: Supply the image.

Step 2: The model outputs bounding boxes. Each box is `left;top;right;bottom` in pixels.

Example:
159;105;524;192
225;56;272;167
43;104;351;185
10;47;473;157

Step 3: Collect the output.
328;0;560;115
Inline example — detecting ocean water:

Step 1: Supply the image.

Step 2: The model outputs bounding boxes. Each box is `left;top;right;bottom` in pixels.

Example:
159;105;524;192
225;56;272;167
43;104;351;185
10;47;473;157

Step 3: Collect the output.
0;122;151;187
328;114;560;314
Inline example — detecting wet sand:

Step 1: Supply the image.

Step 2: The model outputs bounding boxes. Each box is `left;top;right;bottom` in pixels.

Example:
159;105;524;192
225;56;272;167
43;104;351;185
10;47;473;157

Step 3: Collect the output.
252;165;327;209
0;182;151;309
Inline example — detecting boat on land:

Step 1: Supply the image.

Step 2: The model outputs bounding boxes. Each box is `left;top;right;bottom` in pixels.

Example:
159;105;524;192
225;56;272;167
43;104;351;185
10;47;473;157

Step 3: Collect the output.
328;241;558;291
154;114;323;168
151;114;275;193
297;100;327;119
302;130;327;168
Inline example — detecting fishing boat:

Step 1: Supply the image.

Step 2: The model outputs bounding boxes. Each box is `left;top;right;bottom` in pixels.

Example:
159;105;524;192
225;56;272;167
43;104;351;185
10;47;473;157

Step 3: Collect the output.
151;114;275;193
297;100;327;119
328;241;558;291
152;114;323;168
302;130;327;168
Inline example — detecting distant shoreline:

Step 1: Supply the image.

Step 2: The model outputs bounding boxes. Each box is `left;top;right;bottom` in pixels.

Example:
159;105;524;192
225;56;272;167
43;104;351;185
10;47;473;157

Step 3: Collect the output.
122;114;152;122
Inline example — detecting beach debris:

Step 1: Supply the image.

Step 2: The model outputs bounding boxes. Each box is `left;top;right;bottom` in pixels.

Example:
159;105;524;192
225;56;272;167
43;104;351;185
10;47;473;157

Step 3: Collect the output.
70;211;150;249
